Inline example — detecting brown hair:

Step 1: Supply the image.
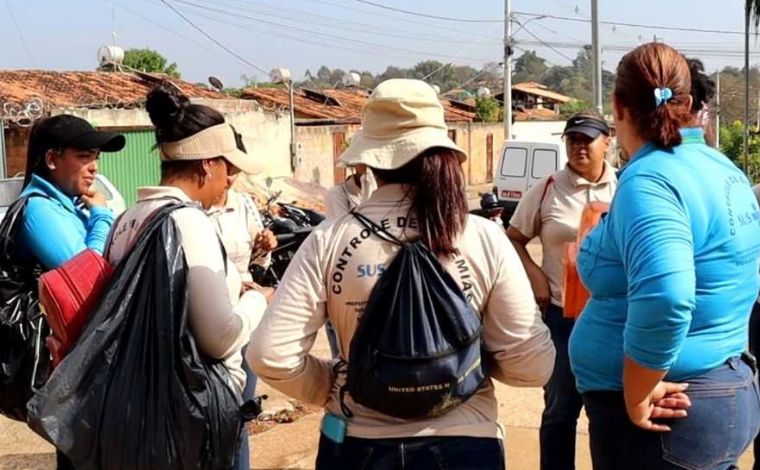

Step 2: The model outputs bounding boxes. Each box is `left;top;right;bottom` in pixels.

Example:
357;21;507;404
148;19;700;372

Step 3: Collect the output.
614;43;693;149
372;148;467;255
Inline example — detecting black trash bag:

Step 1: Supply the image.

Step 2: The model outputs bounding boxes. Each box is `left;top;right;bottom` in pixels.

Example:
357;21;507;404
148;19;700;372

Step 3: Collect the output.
343;212;486;420
0;196;51;421
27;204;245;470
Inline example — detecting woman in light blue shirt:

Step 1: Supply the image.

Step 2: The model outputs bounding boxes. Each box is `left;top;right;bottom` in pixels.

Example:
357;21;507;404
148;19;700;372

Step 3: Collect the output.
18;115;124;269
569;43;760;470
16;114;124;470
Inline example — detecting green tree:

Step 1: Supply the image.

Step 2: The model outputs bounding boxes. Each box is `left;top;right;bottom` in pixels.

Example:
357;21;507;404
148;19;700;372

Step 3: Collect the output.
720;120;760;183
513;51;549;84
475;96;502;122
100;48;180;77
559;100;592;118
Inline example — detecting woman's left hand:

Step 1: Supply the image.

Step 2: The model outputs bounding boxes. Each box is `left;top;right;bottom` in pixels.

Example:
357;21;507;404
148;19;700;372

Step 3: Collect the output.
625;381;691;432
254;229;278;253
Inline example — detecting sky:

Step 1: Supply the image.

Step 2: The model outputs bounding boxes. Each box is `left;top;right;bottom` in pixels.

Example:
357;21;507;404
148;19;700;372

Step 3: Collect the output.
0;0;757;87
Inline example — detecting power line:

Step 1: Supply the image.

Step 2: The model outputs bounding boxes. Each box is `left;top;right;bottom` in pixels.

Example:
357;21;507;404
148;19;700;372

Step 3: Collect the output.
170;1;491;64
520;26;575;62
514;11;745;36
194;0;501;45
159;0;270;74
218;0;499;44
115;2;221;55
355;0;501;23
301;0;498;40
4;0;36;68
421;22;503;80
173;0;494;62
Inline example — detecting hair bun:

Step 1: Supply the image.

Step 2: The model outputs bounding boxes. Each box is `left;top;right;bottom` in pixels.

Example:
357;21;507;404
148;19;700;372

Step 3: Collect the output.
146;85;190;131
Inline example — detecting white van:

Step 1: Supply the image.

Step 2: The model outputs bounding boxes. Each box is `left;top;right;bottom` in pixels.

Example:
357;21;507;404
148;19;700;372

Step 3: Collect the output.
494;141;568;217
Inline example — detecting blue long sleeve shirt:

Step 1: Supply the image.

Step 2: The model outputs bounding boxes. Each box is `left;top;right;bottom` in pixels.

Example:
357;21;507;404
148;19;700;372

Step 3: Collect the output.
569;128;760;392
18;174;115;269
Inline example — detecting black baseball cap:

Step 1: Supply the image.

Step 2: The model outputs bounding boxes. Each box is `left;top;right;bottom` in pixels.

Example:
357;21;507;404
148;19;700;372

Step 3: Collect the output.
30;115;126;153
563;114;610;139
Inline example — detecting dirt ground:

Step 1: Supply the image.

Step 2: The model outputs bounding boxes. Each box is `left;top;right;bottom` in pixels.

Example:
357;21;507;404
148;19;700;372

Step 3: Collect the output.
0;242;755;469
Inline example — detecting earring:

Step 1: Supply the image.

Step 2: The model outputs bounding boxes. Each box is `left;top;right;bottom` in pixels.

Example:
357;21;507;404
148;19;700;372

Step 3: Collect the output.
48;165;56;170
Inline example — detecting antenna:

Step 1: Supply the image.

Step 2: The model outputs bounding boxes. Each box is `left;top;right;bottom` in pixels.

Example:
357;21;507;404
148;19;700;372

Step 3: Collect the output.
208;76;224;91
111;0;117;46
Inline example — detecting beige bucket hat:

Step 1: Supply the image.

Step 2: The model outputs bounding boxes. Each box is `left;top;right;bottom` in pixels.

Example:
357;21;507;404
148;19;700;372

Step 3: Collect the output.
159;123;263;174
339;79;466;170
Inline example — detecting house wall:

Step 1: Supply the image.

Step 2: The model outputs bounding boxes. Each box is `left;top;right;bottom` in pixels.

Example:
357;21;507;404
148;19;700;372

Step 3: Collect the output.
294;124;361;187
4;100;292;180
4;126;30;178
512;120;566;146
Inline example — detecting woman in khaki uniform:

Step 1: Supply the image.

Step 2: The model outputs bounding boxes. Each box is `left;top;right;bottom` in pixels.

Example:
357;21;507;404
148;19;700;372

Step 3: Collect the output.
507;112;616;470
249;79;555;469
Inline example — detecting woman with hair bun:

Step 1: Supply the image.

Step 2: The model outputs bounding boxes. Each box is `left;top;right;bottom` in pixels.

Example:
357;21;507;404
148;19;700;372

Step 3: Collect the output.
569;43;760;469
105;85;270;468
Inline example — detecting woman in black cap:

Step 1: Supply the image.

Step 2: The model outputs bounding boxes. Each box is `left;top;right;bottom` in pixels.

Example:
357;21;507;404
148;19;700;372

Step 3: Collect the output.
13;114;125;470
18;114;125;269
507;111;616;470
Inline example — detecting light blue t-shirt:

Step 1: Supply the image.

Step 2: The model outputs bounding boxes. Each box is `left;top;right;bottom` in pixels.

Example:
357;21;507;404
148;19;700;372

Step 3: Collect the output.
569;128;760;392
18;174;115;269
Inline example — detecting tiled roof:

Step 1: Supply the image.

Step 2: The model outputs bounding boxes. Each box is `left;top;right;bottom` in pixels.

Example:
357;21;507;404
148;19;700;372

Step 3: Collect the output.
512;82;573;103
0;70;223;109
242;87;476;123
514;106;563;121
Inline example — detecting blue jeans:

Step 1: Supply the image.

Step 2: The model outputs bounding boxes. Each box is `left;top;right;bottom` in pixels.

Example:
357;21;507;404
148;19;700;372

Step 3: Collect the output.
540;304;583;470
233;346;258;470
315;434;504;470
583;357;760;470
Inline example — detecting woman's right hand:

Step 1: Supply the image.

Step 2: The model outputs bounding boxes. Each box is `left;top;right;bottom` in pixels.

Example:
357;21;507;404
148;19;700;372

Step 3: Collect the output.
526;265;552;312
80;189;107;208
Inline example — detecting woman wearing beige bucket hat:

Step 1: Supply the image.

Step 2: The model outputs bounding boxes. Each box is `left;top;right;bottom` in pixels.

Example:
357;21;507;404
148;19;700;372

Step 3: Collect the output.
104;85;270;469
249;79;555;469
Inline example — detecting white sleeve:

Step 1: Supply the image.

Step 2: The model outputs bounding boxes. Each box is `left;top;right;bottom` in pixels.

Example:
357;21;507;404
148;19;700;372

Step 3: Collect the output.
247;227;333;406
480;223;556;386
173;208;266;359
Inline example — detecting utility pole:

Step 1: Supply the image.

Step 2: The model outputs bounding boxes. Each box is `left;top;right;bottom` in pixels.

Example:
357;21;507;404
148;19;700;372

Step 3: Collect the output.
744;4;750;173
716;72;721;148
503;0;512;141
591;0;603;114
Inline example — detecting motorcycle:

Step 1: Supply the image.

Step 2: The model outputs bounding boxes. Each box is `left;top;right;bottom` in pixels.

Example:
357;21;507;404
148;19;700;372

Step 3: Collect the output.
469;192;504;228
251;190;325;287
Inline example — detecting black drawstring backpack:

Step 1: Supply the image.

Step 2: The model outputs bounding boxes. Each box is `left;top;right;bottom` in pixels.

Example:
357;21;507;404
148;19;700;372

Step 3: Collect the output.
340;212;486;420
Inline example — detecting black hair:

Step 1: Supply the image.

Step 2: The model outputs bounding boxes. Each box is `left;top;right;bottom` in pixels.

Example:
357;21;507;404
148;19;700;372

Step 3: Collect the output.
687;58;716;113
24;119;56;187
146;85;227;180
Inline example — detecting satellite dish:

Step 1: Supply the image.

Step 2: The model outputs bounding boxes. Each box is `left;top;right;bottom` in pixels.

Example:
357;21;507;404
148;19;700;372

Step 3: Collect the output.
477;87;491;98
342;72;361;87
208;76;225;90
431;84;441;95
269;67;292;84
97;45;125;66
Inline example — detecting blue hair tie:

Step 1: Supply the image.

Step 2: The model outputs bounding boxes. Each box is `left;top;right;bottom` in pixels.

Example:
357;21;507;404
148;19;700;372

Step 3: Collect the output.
654;87;674;107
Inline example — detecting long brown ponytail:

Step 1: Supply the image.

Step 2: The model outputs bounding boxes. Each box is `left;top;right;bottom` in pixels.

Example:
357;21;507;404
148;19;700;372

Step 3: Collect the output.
373;148;467;255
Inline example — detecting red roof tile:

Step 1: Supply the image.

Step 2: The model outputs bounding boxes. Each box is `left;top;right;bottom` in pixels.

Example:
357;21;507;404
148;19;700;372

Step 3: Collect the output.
0;70;223;109
242;87;476;123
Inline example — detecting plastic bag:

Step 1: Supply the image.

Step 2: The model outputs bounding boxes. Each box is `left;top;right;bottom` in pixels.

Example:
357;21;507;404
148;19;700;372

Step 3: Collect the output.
0;196;51;421
562;201;610;319
27;204;245;470
343;213;485;419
